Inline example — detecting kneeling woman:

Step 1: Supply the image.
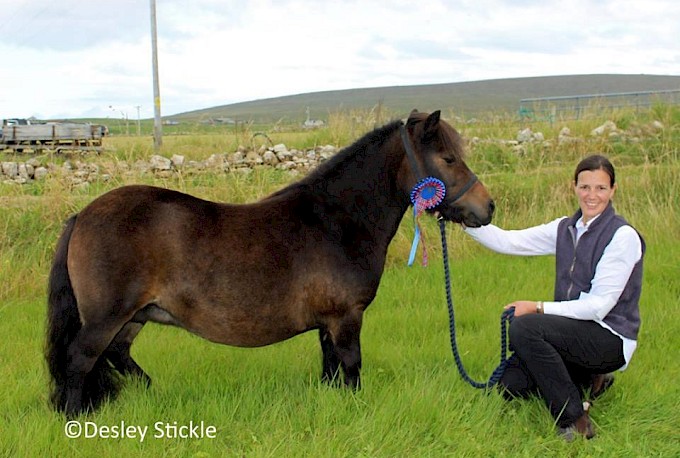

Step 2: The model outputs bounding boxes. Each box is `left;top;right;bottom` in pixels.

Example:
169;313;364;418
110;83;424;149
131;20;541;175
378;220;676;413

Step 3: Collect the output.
462;155;644;441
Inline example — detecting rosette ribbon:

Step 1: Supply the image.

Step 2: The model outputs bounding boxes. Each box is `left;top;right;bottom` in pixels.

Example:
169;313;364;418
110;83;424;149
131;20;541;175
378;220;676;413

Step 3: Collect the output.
408;177;446;266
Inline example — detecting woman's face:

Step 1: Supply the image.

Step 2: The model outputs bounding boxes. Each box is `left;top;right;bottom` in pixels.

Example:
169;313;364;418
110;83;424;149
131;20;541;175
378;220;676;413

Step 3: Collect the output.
574;168;616;223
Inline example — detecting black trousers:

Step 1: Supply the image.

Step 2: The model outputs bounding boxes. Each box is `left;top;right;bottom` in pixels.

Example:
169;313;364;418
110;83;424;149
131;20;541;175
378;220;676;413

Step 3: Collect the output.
500;314;626;427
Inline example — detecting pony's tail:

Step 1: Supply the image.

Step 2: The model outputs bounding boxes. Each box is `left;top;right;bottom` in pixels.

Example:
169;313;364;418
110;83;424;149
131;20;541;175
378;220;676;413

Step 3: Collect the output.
46;215;120;413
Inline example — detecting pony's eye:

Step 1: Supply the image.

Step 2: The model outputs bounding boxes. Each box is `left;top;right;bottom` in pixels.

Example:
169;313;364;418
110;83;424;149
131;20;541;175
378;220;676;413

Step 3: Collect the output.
443;157;455;164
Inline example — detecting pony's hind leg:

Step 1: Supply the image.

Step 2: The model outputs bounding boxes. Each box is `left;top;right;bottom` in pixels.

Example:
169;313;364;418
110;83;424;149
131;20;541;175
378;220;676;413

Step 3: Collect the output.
104;322;151;386
64;321;125;416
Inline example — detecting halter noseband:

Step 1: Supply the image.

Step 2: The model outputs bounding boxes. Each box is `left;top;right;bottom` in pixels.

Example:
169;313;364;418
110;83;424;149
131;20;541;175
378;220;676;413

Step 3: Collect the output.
448;171;478;203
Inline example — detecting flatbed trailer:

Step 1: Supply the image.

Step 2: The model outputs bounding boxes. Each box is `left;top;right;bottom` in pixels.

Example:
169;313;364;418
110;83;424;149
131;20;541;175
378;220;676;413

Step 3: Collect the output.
1;122;106;153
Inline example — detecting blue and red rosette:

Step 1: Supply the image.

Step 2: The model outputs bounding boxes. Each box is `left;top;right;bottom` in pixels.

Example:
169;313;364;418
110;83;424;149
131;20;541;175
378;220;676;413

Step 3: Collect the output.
408;177;446;266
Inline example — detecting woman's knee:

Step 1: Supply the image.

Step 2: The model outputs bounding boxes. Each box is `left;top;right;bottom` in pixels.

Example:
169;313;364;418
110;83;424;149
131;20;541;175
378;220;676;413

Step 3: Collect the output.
498;356;537;400
509;314;542;348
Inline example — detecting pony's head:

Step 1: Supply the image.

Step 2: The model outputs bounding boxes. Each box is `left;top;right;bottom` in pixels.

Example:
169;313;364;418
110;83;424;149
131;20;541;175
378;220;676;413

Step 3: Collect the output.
401;110;494;227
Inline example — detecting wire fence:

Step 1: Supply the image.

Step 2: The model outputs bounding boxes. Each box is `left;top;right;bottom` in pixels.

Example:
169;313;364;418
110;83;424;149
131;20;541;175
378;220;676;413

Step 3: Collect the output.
519;89;680;123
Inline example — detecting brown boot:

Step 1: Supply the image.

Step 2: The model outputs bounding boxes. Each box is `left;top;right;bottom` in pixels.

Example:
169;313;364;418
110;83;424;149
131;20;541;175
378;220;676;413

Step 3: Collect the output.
590;373;615;400
558;412;596;442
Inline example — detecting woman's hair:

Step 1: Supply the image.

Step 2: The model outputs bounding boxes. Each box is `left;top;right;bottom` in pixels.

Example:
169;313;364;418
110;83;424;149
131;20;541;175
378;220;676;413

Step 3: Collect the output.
574;154;616;186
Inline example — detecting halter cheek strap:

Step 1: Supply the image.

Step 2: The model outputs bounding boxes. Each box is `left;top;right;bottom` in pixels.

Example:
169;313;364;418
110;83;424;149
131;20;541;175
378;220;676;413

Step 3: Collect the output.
400;124;424;179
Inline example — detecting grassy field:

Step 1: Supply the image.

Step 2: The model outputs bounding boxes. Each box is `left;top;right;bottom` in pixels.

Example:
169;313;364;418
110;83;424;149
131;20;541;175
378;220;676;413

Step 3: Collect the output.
1;106;679;457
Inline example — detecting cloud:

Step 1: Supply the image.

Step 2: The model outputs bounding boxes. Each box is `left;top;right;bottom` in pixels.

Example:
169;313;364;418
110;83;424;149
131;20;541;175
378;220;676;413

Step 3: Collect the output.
0;0;678;119
0;0;149;51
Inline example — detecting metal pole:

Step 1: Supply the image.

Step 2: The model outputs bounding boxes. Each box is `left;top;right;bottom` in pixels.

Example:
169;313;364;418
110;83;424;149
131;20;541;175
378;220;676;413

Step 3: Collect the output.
150;0;162;150
135;105;141;136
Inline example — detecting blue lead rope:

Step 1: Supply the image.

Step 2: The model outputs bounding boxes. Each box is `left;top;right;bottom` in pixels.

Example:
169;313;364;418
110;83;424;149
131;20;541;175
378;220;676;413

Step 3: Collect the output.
438;218;515;389
398;123;511;387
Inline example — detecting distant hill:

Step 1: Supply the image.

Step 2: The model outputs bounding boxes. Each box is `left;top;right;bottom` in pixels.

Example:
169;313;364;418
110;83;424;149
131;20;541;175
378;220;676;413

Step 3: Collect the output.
170;74;680;124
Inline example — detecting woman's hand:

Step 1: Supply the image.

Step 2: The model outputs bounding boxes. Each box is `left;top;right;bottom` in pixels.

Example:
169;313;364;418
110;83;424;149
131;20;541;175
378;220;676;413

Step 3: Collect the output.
505;300;542;317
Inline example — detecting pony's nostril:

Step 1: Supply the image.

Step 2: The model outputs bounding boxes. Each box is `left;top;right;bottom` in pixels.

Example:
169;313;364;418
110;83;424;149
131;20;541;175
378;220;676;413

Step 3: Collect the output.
488;200;496;215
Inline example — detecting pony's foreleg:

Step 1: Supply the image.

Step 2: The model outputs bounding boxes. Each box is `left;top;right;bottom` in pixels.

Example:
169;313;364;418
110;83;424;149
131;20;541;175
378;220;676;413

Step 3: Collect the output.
331;310;364;389
319;327;341;384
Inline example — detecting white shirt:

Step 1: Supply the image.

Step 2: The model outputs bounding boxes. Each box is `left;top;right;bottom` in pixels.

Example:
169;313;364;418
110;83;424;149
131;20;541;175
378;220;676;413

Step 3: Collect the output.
464;215;643;370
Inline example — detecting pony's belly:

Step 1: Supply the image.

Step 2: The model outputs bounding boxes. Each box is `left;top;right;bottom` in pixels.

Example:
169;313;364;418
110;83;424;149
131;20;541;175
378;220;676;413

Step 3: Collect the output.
170;300;312;348
189;316;309;348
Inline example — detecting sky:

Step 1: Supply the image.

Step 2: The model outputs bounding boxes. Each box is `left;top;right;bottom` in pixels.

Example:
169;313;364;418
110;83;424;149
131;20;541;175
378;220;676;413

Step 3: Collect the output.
0;0;678;120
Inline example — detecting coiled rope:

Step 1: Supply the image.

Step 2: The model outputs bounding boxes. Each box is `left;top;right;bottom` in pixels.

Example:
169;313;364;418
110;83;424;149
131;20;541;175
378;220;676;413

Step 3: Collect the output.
438;218;515;389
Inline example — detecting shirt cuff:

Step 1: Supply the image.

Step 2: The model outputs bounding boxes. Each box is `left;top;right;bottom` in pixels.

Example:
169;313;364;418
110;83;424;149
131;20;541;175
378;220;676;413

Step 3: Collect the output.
542;301;556;315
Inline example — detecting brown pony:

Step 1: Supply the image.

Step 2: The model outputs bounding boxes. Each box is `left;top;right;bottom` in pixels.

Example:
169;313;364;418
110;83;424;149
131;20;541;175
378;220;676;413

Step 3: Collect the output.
46;110;494;416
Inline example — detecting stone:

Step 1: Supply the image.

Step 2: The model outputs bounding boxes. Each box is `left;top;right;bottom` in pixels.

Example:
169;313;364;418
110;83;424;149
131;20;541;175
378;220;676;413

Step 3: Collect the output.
277;161;297;170
18;163;29;179
205;154;226;169
2;162;18;177
591;121;617;136
34;167;49;180
321;145;336;154
273;143;288;154
149;155;172;171
262;151;279;166
171;154;185;168
26;158;41;168
187;160;204;170
276;149;292;161
245;151;263;165
517;128;533;143
228;152;245;165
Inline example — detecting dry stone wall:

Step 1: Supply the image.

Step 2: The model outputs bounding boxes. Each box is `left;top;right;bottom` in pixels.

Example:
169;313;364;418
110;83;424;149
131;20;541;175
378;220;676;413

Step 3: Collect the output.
0;120;665;185
0;143;338;186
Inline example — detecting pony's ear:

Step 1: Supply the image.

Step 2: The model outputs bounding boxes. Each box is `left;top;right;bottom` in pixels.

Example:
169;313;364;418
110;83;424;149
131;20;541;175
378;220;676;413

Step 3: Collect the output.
423;110;441;134
406;109;419;127
406;108;421;133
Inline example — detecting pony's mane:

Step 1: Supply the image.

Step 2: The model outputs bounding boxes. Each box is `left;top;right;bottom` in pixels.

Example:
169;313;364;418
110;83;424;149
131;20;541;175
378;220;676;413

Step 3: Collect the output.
265;119;403;201
302;118;404;184
266;113;464;200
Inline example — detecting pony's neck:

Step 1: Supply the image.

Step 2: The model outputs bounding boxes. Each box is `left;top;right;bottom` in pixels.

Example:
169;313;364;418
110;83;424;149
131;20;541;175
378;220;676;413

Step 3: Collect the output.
304;125;411;246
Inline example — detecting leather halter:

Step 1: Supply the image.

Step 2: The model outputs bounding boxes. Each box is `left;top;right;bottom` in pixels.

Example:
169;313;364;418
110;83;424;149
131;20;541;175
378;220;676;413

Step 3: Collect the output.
399;123;477;204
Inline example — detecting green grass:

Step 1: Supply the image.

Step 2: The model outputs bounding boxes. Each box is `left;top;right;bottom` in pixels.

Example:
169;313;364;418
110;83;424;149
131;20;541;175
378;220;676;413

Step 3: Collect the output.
1;246;678;457
1;107;679;457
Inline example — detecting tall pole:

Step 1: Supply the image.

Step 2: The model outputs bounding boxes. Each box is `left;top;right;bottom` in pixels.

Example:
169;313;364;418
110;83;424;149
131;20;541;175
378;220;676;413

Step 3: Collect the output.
150;0;162;150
